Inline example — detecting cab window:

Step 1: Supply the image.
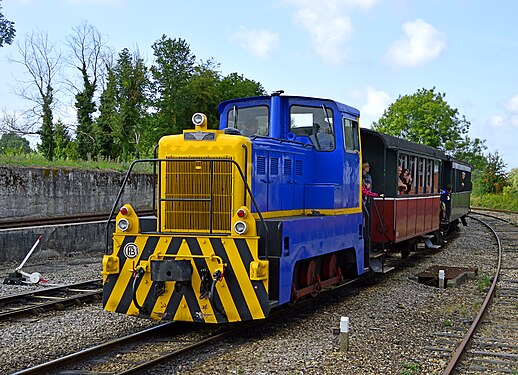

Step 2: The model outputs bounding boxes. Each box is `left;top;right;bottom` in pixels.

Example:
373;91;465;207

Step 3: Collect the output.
227;105;269;136
289;105;335;151
343;118;359;152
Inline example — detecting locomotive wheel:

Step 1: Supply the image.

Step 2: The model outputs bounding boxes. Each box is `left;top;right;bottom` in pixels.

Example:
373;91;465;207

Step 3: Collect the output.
299;260;316;287
322;254;337;279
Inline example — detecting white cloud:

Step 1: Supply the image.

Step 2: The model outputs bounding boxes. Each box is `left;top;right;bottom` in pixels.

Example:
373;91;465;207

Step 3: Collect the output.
284;0;380;65
489;94;518;128
488;115;506;127
294;9;352;64
284;0;379;12
362;86;391;120
385;19;447;67
64;0;122;4
504;95;518;113
232;29;280;59
347;86;391;126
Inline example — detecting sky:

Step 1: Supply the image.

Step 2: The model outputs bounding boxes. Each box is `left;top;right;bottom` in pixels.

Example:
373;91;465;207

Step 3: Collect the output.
0;0;517;170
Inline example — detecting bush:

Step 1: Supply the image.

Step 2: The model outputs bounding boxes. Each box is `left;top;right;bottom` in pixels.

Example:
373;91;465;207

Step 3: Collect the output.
471;190;518;211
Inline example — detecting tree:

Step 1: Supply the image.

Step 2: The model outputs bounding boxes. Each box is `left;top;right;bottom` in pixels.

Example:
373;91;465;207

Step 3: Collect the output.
53;120;76;159
179;59;222;129
95;49;149;160
509;168;518;193
372;87;486;163
0;0;15;47
478;152;508;194
114;48;149;159
0;132;31;154
150;36;195;136
95;65;118;159
66;22;108;159
38;85;55;160
219;72;266;102
10;31;62;159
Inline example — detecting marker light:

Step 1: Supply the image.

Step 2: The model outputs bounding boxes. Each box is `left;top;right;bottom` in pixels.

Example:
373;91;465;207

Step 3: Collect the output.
234;221;248;235
117;218;130;232
120;206;129;215
237;208;247;218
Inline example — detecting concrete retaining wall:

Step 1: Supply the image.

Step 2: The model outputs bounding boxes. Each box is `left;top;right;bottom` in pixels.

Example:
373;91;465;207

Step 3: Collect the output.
0;166;154;220
0;166;154;262
0;222;109;263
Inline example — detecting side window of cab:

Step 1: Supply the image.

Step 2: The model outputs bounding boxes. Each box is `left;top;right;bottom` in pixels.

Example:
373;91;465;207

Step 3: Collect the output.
343;118;359;152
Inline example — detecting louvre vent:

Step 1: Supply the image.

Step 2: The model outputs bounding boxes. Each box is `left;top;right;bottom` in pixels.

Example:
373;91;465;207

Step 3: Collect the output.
284;159;292;175
162;157;233;233
296;160;303;176
257;156;266;175
270;158;279;176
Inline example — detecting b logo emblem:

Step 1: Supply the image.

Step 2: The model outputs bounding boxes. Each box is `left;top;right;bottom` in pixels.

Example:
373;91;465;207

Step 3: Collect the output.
123;243;139;259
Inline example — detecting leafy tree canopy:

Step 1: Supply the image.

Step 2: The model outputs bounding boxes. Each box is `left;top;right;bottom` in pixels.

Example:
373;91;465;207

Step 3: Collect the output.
0;0;15;47
477;151;508;194
219;72;266;101
0;132;31;154
372;87;486;169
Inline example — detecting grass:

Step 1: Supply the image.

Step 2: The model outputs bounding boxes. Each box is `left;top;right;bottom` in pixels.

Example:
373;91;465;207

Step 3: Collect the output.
477;273;491;292
442;319;454;327
399;362;421;375
0;153;153;173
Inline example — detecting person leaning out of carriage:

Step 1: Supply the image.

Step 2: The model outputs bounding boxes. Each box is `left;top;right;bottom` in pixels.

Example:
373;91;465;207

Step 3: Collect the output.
399;168;412;194
440;184;452;222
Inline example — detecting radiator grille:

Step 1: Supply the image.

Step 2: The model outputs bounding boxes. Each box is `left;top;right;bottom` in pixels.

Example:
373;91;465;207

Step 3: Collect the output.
163;157;233;233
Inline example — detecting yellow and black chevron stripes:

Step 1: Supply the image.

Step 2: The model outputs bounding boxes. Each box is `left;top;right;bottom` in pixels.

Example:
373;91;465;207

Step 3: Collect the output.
103;234;269;323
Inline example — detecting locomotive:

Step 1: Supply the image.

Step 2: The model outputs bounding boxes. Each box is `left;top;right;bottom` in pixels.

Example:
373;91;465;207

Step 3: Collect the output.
102;92;471;323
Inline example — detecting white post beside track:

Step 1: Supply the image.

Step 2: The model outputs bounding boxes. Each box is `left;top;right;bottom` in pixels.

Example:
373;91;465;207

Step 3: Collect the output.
340;316;350;352
439;269;445;289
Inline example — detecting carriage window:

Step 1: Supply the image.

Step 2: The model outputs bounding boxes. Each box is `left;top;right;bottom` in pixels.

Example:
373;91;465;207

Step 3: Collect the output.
409;156;419;194
418;158;425;194
227;105;269;136
290;105;335;151
343;118;359;152
398;153;411;194
398;154;408;170
425;159;433;194
433;160;440;193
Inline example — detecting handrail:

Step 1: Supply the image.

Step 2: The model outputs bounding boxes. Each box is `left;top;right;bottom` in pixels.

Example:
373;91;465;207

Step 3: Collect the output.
371;197;388;248
105;158;269;259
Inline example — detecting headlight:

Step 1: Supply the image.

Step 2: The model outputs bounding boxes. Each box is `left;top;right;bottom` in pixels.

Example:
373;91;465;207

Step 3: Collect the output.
117;218;130;232
192;113;206;126
234;221;248;235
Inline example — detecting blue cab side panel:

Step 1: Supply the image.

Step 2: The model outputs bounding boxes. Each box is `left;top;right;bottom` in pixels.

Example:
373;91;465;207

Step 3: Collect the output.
275;213;365;305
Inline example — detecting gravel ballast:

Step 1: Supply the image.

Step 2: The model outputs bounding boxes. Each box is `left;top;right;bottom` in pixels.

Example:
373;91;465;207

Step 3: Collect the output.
0;216;512;374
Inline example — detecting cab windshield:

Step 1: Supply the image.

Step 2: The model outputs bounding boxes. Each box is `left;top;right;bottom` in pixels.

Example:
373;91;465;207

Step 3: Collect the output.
227;105;269;137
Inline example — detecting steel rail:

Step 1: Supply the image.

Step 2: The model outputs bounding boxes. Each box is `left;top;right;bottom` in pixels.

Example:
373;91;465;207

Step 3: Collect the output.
0;279;102;322
470;206;518;215
12;219;448;374
0;210;154;230
11;323;175;375
442;213;503;374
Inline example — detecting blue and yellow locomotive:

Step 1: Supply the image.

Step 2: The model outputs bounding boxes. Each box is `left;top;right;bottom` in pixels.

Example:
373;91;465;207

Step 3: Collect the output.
102;93;366;323
102;92;470;323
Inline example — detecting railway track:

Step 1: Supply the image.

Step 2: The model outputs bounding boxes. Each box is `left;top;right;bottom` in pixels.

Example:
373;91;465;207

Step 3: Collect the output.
0;210;154;230
441;212;518;374
0;279;102;322
13;276;365;374
5;221;445;374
